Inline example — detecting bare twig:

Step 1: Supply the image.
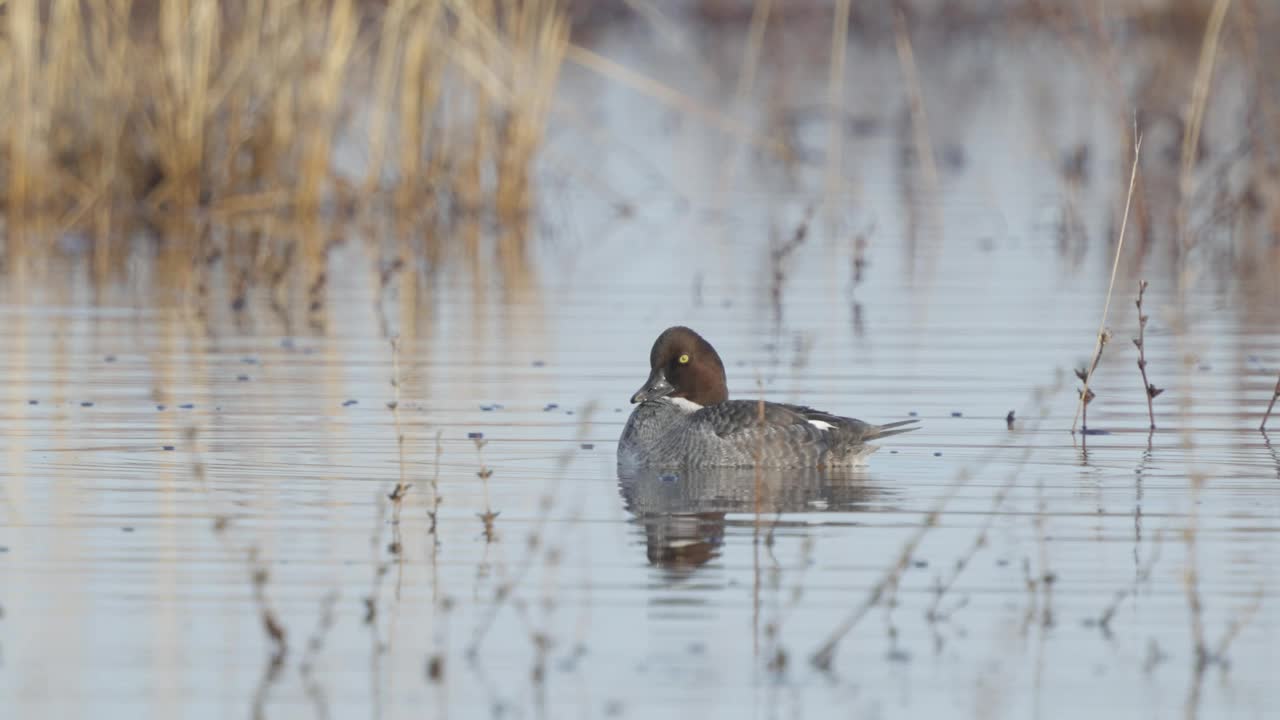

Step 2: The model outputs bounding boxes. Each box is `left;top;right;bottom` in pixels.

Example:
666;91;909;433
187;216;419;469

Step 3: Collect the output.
1133;281;1164;429
474;437;498;542
388;336;410;501
1073;132;1142;433
1261;373;1280;430
1075;331;1111;432
811;372;1064;670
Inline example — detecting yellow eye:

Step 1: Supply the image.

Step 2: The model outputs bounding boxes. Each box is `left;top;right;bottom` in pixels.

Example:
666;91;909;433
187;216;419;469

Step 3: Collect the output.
678;354;690;364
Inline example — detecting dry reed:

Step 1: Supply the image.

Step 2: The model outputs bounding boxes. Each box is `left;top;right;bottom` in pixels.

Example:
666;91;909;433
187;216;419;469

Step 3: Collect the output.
1175;0;1232;258
1072;133;1142;434
0;0;569;247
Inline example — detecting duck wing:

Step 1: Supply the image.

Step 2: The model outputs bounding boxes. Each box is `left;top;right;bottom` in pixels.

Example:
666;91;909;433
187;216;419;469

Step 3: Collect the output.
685;400;918;467
777;403;919;442
695;400;919;439
695;400;825;439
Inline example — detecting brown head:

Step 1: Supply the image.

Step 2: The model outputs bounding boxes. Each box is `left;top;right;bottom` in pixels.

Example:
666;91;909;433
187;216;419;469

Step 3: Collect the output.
630;326;728;406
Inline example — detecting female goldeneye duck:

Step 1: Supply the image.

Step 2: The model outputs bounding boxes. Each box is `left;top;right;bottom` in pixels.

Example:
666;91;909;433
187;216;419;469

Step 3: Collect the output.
619;326;918;468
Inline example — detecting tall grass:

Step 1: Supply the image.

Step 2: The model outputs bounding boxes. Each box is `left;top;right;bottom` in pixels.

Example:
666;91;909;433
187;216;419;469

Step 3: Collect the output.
0;0;568;247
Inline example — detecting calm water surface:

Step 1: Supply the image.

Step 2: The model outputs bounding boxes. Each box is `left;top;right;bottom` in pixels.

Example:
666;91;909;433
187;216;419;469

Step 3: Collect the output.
3;16;1280;720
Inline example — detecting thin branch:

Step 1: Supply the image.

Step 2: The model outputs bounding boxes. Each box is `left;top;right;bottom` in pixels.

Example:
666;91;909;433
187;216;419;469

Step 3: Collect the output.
1073;132;1142;433
1133;281;1164;429
1262;373;1280;430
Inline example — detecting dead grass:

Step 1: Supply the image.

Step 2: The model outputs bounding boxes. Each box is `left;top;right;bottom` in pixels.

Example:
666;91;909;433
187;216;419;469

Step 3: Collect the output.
0;0;568;243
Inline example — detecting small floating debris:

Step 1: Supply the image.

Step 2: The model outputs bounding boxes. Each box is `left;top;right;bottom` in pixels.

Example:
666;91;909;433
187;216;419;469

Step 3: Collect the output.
178;403;195;409
908;411;919;417
121;527;134;533
886;648;911;664
933;451;943;457
615;408;622;413
480;404;504;411
80;401;94;407
912;560;928;569
342;399;358;407
386;401;398;410
889;450;898;454
162;445;175;451
951;411;963;417
467;432;484;440
580;443;595;450
531;360;546;367
156;404;166;411
543;403;559;412
27;400;38;406
104;355;117;363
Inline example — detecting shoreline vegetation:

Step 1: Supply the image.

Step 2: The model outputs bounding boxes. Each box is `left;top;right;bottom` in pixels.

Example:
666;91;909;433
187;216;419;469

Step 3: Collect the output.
1;0;570;276
0;0;1275;281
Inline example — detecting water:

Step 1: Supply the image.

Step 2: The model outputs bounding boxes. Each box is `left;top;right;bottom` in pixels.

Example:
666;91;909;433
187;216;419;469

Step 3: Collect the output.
4;13;1280;720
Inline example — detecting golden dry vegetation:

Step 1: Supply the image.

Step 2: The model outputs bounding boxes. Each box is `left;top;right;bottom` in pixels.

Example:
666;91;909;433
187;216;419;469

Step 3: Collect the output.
0;0;568;250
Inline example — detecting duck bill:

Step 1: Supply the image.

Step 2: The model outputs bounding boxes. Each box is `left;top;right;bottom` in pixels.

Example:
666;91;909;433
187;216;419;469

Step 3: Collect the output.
631;368;674;403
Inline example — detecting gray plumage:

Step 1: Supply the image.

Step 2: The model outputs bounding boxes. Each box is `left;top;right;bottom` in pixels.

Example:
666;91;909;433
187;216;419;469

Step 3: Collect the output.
618;398;919;469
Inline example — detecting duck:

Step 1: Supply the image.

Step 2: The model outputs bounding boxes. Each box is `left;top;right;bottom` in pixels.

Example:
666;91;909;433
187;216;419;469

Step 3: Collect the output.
618;326;918;468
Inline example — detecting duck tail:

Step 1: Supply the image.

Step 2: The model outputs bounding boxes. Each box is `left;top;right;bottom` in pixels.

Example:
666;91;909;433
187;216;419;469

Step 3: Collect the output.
869;418;920;440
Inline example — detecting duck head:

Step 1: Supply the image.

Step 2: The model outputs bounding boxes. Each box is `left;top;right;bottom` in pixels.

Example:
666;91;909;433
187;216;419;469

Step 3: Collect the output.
630;326;728;407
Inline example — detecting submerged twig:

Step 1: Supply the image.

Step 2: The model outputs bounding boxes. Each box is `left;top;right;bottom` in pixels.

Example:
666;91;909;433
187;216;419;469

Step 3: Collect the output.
1132;281;1164;429
428;431;443;533
1073;132;1142;434
1094;530;1164;638
812;371;1064;671
769;208;813;327
300;590;340;720
468;405;596;655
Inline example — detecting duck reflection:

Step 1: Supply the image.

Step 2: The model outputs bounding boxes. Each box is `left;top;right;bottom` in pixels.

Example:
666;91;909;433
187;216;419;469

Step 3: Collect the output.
617;466;884;576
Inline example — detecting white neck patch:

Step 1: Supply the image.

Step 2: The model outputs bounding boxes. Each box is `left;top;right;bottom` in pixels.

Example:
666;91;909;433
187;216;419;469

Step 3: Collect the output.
667;397;704;414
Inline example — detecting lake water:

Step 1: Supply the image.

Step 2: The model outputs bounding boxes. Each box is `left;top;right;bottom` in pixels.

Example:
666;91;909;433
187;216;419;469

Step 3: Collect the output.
3;9;1279;720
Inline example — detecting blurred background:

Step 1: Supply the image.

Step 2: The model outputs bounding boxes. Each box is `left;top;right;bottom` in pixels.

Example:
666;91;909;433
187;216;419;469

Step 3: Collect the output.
2;1;1278;718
